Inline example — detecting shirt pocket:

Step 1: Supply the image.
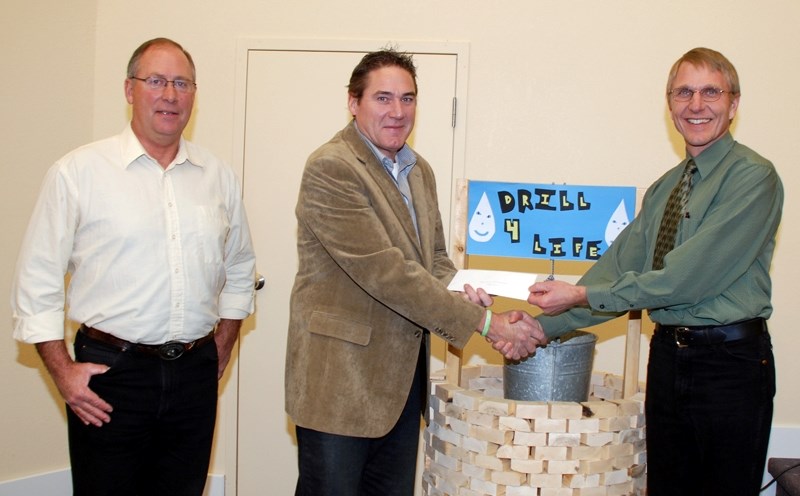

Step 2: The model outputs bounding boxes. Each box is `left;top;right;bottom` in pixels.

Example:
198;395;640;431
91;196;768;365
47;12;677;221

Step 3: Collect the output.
193;205;230;264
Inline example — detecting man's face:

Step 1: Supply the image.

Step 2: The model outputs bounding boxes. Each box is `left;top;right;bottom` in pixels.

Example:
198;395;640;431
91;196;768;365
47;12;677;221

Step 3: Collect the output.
348;65;416;160
124;44;195;150
669;62;739;157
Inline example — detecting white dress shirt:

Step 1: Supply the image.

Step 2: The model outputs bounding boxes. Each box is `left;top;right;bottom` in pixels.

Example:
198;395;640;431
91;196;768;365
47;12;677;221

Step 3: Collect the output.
12;125;256;345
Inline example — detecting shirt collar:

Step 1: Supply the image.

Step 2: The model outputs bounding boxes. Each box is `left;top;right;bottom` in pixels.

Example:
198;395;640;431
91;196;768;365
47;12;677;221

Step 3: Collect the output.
353;121;417;176
121;123;203;170
686;132;734;179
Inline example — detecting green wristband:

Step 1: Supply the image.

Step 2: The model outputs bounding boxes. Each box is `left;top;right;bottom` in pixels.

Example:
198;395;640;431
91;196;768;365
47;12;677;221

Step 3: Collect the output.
481;309;492;337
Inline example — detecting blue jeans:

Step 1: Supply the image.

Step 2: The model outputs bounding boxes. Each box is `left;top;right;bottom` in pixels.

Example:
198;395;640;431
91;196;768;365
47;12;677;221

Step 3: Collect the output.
68;330;218;496
645;327;775;495
294;345;425;496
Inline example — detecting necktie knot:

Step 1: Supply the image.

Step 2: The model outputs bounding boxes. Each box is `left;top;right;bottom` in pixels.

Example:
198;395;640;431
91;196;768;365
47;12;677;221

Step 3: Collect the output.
684;159;698;178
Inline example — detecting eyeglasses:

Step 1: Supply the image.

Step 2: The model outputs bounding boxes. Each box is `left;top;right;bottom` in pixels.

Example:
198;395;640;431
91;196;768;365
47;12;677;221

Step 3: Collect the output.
130;76;197;93
668;86;728;102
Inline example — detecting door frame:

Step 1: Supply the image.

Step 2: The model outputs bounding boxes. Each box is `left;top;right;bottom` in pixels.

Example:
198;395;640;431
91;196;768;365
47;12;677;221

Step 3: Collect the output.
232;37;470;236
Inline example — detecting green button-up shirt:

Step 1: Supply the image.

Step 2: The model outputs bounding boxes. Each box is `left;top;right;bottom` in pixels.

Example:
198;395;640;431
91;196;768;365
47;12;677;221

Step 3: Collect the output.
539;133;783;339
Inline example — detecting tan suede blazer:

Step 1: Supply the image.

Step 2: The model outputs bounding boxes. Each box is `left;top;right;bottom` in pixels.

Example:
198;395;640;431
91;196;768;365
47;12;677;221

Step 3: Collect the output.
285;122;484;437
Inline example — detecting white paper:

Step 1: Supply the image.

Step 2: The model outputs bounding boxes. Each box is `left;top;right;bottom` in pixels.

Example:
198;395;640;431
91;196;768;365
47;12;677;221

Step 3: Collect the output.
447;269;581;301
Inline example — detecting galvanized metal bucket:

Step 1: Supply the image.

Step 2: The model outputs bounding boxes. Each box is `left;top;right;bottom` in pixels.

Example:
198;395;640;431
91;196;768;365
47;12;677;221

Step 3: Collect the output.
503;330;597;402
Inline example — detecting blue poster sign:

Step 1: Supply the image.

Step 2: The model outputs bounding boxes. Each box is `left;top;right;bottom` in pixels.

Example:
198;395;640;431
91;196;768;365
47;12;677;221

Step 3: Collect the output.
466;181;637;260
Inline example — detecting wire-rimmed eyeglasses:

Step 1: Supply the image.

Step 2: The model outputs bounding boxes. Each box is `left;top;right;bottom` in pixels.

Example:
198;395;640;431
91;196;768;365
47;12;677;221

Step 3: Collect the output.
668;86;728;102
129;76;197;93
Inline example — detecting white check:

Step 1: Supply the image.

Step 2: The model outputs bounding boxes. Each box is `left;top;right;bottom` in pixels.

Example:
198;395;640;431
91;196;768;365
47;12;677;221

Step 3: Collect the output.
447;269;581;301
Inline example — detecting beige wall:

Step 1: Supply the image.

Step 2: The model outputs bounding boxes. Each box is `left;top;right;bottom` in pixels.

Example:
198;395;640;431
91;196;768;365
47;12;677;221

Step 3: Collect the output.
1;0;97;479
3;0;799;486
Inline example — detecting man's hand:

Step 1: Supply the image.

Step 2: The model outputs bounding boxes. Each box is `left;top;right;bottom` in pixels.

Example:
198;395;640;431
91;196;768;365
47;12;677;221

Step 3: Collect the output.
461;284;494;307
214;318;242;379
482;310;545;361
35;340;112;427
527;280;588;315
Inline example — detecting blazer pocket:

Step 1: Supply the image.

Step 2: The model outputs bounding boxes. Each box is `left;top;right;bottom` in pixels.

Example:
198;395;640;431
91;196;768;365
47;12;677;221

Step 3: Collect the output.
308;311;372;346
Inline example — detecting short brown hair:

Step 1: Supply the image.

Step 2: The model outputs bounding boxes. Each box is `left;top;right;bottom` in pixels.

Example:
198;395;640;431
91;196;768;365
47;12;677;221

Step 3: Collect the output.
127;38;196;81
347;48;417;101
666;47;740;97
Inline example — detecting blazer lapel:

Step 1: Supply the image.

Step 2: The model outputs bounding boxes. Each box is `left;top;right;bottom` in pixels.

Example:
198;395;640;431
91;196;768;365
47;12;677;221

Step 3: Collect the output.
366;161;424;258
407;166;434;269
345;124;424;261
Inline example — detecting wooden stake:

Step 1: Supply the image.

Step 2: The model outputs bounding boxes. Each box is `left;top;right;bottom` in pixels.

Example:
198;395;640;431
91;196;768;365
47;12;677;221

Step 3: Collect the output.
446;179;469;386
623;310;642;398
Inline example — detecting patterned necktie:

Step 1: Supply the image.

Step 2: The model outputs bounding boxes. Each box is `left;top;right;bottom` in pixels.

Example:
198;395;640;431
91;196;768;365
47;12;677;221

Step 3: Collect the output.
652;159;697;270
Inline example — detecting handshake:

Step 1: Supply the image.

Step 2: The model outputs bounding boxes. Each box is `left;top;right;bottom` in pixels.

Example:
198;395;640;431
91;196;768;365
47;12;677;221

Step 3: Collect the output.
463;285;546;361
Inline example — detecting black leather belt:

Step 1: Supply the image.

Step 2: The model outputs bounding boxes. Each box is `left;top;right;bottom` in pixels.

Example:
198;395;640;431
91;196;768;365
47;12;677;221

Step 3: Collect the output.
79;325;215;360
654;317;767;348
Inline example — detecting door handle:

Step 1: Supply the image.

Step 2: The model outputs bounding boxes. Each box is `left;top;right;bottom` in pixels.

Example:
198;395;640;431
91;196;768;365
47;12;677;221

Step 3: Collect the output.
255;274;265;291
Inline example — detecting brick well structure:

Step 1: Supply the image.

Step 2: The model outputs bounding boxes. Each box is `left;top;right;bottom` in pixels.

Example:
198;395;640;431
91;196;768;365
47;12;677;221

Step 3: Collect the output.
423;364;646;496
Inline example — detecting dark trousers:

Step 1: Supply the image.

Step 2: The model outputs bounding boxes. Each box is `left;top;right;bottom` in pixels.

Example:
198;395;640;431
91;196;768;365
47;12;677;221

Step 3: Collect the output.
68;330;219;496
294;345;426;496
645;328;775;496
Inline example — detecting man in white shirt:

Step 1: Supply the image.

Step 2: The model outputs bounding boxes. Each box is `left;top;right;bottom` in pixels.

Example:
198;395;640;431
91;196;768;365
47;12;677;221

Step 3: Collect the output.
11;38;256;496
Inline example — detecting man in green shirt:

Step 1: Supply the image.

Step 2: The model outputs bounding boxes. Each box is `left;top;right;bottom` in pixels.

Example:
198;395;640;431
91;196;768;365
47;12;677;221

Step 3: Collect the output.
527;48;783;495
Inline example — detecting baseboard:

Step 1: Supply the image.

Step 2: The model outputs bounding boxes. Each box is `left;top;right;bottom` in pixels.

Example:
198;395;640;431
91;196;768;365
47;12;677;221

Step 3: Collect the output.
0;469;70;496
0;470;225;496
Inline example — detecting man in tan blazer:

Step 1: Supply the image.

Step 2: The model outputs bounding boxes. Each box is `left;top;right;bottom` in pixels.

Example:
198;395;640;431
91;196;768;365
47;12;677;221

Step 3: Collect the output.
286;48;544;495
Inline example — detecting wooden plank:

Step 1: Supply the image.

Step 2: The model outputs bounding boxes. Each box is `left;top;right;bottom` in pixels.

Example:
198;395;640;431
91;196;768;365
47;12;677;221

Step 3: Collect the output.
450;178;468;271
623;310;642;398
446;178;469;386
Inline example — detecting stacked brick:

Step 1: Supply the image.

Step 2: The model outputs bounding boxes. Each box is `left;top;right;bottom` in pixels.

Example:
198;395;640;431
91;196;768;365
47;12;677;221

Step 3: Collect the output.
423;365;646;496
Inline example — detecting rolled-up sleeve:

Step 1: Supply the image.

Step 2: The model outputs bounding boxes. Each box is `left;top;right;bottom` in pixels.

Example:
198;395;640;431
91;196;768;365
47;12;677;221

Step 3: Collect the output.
218;174;256;320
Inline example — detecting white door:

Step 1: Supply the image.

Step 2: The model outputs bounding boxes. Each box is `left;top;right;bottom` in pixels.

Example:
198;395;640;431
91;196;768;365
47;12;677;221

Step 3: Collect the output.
230;40;468;495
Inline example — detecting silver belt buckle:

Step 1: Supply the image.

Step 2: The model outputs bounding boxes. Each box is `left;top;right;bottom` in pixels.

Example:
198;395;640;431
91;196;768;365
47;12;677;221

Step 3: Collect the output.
674;327;691;348
158;341;186;360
